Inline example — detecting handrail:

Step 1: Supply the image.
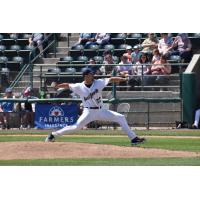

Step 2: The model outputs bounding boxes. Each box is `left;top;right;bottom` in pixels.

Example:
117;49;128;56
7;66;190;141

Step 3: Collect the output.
8;34;56;90
0;97;181;103
9;64;29;88
30;34;56;63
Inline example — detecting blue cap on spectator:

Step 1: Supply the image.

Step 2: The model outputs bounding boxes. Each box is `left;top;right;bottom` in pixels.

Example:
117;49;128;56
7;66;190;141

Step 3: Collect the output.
82;68;94;77
5;88;12;93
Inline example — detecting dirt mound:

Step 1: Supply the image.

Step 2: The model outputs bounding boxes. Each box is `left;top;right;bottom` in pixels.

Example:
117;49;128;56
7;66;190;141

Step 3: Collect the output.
0;141;199;160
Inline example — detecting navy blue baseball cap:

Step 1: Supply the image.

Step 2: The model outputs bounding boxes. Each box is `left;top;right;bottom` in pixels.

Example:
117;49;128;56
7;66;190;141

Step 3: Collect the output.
82;68;94;77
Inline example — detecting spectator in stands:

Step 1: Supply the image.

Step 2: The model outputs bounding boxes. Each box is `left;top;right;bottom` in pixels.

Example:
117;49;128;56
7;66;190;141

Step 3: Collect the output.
158;33;174;58
94;33;110;47
100;53;114;75
141;33;158;53
88;58;101;75
171;33;192;63
75;33;96;48
115;54;133;77
131;53;151;86
20;87;35;129
151;48;161;64
131;45;142;64
124;46;132;62
29;33;44;56
147;55;171;85
192;108;200;129
0;88;16;129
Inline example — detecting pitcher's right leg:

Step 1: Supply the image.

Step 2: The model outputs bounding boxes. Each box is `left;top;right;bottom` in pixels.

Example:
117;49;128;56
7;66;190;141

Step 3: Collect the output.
45;109;92;142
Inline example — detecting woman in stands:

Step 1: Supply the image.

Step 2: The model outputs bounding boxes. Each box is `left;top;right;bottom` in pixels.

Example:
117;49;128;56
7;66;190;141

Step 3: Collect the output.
124;46;132;62
171;33;192;63
147;55;171;86
115;54;133;77
158;33;174;58
132;53;151;87
151;48;161;64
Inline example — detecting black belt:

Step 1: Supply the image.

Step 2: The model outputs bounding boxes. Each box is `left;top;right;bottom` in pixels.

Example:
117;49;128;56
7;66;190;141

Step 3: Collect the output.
85;106;102;109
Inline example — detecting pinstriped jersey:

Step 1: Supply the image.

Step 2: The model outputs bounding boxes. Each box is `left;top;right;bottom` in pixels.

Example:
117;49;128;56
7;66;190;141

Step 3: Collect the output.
69;78;110;108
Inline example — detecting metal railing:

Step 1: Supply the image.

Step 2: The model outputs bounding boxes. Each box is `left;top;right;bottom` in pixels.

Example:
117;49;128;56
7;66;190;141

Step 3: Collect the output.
9;34;57;89
0;97;182;129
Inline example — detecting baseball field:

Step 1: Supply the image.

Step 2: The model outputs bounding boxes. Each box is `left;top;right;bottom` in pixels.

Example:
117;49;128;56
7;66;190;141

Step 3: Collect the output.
0;128;200;166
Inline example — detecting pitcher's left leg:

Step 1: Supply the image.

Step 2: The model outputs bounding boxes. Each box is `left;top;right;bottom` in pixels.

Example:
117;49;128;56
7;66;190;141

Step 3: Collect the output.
97;109;136;140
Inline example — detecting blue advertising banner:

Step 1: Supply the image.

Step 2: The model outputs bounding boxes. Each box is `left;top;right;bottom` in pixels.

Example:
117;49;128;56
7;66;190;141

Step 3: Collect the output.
35;103;78;129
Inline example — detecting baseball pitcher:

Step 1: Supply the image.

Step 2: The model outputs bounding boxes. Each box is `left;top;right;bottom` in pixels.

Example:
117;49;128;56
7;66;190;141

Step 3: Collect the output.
45;68;145;145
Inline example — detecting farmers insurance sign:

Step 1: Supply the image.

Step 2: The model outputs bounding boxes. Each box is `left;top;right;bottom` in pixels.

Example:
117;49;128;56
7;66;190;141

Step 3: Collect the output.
35;103;78;129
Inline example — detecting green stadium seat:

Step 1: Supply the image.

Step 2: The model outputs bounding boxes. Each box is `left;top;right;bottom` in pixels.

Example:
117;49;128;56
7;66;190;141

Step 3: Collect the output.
98;44;115;56
1;39;16;46
69;44;84;59
0;56;8;68
77;55;88;63
57;56;74;72
0;34;4;41
0;45;6;56
126;33;142;46
6;56;24;72
110;33;126;46
113;44;128;57
4;45;21;59
19;45;35;63
83;44;99;58
112;56;119;64
12;56;24;63
94;56;103;64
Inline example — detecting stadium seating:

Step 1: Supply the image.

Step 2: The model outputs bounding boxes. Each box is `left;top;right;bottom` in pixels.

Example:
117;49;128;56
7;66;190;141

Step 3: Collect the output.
0;45;6;56
126;33;142;46
69;44;84;59
1;38;16;46
7;56;24;72
57;56;74;72
113;44;128;57
4;45;21;59
168;55;182;74
94;56;103;64
83;44;99;58
98;44;115;56
110;33;126;46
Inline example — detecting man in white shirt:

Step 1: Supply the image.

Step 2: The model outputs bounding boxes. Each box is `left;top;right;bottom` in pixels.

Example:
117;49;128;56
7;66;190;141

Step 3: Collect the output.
45;68;145;145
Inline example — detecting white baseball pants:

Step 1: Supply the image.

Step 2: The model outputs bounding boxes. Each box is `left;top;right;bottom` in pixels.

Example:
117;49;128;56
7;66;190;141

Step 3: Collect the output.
52;108;136;140
194;108;200;127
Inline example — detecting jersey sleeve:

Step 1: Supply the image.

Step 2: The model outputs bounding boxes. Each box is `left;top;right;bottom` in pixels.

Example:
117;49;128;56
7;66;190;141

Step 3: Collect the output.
69;83;81;95
97;78;110;90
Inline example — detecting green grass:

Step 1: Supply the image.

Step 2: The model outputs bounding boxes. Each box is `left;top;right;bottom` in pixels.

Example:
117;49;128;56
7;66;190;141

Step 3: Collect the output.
0;157;200;166
1;129;200;166
1;135;200;152
1;129;200;136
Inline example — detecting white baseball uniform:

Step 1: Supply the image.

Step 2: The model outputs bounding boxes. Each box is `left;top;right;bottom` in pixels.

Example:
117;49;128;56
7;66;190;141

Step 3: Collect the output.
193;108;200;127
52;78;136;140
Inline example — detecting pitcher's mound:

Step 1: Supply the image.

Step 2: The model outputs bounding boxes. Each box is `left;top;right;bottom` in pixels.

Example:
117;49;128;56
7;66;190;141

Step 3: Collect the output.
0;141;199;160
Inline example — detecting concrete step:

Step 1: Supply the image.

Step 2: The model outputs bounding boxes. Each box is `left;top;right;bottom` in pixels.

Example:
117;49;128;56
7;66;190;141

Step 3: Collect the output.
56;47;70;53
108;91;180;98
38;58;60;64
58;41;77;47
48;52;68;58
33;65;58;72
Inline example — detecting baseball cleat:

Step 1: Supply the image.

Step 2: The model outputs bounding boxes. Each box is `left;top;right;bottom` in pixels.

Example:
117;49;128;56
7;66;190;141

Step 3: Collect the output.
191;124;198;129
131;136;146;145
45;133;55;142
